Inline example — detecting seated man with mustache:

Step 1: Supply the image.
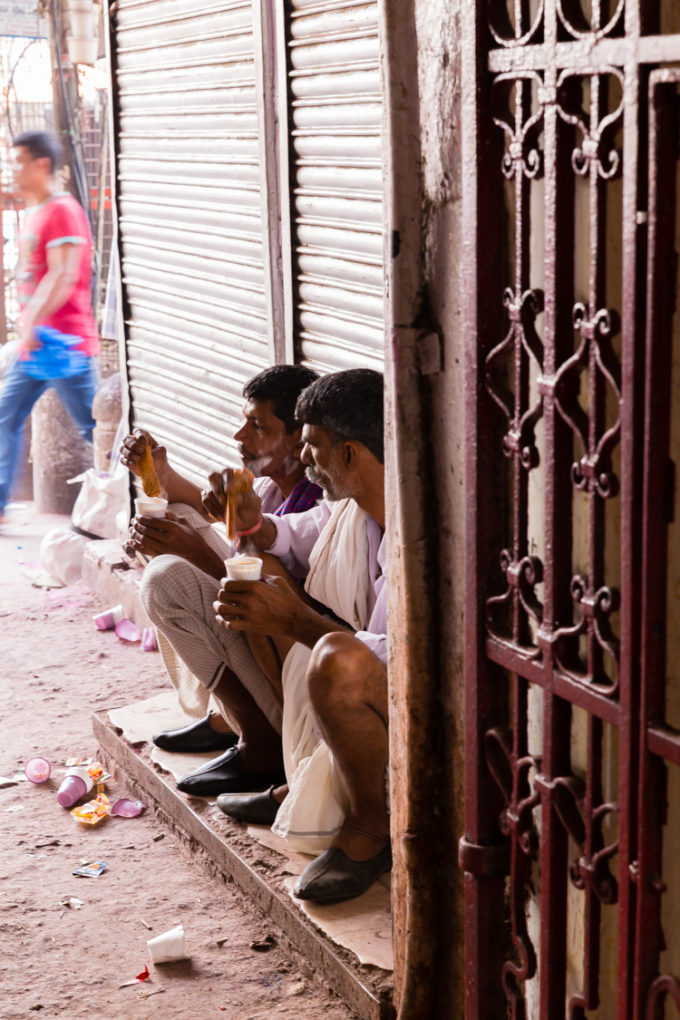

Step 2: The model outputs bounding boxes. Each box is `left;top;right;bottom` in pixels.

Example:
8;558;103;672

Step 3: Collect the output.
213;369;389;904
122;364;322;781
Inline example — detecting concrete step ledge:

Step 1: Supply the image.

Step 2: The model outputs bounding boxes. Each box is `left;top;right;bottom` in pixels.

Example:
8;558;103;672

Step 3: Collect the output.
93;709;394;1020
82;539;152;629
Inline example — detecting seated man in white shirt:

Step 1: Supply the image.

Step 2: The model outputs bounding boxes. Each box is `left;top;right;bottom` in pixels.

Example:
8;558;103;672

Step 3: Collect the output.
213;369;389;904
122;364;322;758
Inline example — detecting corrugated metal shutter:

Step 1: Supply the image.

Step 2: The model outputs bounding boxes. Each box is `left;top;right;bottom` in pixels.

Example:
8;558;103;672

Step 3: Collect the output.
287;0;385;373
112;0;272;485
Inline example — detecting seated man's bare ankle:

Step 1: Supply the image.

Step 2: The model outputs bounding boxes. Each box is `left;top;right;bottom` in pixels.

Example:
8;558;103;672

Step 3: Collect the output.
208;712;232;734
334;818;390;862
237;740;283;773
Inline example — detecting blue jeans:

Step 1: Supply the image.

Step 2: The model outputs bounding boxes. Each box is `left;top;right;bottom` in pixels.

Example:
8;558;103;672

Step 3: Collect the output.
0;356;98;513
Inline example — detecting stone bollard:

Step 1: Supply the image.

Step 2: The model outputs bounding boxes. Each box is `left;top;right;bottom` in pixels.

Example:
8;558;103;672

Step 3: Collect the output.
31;389;92;514
92;371;122;472
10;420;33;502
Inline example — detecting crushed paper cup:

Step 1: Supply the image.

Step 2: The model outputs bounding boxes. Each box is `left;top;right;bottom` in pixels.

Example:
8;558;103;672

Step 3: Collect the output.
140;626;157;651
115;618;141;643
93;604;124;630
111;798;145;818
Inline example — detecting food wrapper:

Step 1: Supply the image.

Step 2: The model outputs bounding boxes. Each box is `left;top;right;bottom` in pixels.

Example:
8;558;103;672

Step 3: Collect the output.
71;793;111;825
73;860;107;877
226;468;254;541
138;442;161;497
87;761;111;785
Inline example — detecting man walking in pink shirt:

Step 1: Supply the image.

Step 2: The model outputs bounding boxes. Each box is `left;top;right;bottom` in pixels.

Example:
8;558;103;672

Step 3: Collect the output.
0;130;99;523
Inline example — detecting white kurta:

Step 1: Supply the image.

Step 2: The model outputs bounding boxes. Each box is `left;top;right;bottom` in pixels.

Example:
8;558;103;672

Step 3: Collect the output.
271;498;386;854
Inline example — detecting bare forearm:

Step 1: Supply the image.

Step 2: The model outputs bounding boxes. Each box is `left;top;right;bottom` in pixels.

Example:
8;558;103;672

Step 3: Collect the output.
22;269;77;332
161;467;205;512
287;603;347;649
188;543;226;579
246;516;277;552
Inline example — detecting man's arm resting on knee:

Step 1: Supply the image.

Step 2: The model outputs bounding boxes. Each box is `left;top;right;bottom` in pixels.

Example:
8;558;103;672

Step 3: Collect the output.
214;574;349;649
129;514;226;577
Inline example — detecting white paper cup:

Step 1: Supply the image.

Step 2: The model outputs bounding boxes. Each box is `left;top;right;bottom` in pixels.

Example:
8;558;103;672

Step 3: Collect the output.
225;555;262;581
134;496;168;519
147;924;187;964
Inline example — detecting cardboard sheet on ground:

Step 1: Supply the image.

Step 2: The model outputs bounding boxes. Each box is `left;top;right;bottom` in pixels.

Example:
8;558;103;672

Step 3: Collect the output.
248;825;393;970
107;692;393;971
108;693;216;778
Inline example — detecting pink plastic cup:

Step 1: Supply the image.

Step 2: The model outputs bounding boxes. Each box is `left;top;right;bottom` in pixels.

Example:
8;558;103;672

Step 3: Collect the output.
56;770;92;807
24;757;51;784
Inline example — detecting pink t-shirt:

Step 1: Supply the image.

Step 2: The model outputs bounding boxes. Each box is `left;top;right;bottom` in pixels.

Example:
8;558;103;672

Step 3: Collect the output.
17;193;99;356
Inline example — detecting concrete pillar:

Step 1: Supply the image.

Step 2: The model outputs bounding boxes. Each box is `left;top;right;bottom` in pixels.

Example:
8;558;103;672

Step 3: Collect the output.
10;420;34;502
92;371;121;471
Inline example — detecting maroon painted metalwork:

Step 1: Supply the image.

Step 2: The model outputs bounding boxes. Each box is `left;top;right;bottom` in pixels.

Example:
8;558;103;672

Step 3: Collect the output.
461;1;680;1016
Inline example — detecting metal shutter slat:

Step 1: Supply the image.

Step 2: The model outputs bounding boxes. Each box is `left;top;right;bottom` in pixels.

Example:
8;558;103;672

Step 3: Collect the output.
114;0;272;483
288;0;384;373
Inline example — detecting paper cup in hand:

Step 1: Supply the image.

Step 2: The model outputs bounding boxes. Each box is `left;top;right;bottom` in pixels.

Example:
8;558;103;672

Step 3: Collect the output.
134;495;168;519
225;555;262;581
147;924;187;963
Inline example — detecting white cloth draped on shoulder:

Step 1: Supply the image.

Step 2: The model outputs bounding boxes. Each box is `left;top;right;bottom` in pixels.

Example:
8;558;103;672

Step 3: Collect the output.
272;497;372;854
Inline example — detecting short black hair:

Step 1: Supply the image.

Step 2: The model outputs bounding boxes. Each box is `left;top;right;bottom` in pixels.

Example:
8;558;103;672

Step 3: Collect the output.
243;364;320;433
13;130;64;174
295;368;384;463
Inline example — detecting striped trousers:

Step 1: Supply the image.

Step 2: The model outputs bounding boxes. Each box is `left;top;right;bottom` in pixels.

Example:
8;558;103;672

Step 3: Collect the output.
140;550;282;734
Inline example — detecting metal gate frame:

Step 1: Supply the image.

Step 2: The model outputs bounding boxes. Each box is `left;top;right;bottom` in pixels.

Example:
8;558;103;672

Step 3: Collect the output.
460;2;680;1016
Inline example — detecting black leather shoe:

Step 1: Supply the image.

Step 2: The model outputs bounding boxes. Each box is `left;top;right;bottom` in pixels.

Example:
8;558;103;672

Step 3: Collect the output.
216;785;280;825
152;714;238;753
294;844;392;904
176;747;286;798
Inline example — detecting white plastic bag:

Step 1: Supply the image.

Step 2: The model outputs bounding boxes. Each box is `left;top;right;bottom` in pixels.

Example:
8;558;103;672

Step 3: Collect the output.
68;459;128;539
40;527;89;586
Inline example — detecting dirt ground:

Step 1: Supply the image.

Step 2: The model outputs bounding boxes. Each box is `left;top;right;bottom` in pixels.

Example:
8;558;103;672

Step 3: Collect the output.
0;503;356;1020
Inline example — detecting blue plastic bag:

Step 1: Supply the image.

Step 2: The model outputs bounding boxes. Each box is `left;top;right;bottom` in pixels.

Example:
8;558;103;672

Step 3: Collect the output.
22;326;88;380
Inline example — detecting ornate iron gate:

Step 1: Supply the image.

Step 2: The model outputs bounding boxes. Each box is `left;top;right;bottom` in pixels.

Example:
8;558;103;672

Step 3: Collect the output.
460;2;680;1016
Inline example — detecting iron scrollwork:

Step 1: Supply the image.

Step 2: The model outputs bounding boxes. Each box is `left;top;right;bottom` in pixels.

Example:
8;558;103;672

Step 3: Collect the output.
552;574;620;693
645;976;680;1019
485;726;540;1012
485;286;544;471
486;550;545;658
549;300;622;501
556;0;625;42
487;0;545;49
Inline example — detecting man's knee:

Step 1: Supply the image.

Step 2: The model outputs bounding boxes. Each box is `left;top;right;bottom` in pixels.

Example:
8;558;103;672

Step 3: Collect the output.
139;554;184;622
307;632;382;710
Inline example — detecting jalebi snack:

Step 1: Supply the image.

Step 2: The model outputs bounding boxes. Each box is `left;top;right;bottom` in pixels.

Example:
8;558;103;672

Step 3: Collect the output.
226;467;254;540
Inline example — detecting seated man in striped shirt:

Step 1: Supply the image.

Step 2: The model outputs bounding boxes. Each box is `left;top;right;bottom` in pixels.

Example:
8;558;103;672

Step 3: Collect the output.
121;364;322;762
